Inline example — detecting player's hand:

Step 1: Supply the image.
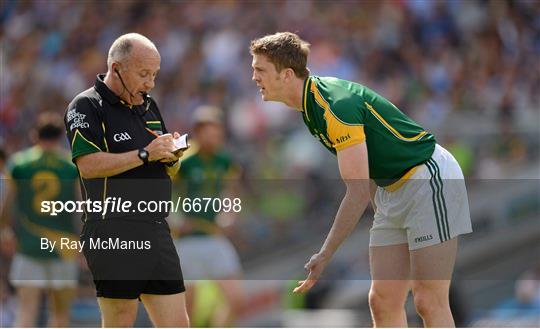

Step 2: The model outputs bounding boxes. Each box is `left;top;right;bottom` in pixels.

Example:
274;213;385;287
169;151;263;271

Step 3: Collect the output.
293;252;330;294
145;133;176;162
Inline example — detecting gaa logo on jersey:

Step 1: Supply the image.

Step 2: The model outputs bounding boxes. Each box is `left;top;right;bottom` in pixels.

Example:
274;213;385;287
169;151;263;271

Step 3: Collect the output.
113;132;132;142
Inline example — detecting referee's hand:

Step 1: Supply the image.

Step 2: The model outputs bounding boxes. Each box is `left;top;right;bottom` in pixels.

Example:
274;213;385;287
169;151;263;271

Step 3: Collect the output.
145;133;176;161
293;252;330;294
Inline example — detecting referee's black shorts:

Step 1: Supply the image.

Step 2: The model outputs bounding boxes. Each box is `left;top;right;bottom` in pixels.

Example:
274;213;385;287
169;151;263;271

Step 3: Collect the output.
80;218;185;299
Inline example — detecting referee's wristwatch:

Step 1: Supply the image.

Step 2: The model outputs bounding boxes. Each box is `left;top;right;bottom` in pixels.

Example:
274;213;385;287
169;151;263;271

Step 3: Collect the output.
138;148;149;165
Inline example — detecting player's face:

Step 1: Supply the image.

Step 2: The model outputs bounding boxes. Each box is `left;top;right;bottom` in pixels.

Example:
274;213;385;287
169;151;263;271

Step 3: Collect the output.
251;54;286;102
117;47;161;105
196;123;224;152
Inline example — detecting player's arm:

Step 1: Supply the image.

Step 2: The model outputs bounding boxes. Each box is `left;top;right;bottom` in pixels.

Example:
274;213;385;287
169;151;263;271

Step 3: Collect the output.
320;142;371;258
295;142;370;293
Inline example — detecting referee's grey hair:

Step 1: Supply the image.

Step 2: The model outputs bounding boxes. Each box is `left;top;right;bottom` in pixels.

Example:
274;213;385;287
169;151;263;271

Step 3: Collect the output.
107;33;158;69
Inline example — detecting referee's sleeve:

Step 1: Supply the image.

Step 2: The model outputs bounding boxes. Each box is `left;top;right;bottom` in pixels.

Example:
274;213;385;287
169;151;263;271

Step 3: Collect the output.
64;98;104;162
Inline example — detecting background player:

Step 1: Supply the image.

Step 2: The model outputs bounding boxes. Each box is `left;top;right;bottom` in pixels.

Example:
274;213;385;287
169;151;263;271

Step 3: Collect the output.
173;105;244;327
0;112;80;327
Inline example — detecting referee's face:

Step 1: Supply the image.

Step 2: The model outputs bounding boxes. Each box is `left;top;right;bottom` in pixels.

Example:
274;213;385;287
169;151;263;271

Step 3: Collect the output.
120;47;161;105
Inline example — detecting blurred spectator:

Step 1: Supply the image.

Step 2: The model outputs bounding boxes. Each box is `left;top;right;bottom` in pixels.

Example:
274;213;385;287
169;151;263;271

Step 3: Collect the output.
1;0;538;180
0;1;538;326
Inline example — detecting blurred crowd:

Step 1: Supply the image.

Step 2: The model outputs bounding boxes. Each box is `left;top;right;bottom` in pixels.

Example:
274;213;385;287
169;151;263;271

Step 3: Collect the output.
1;0;539;179
1;0;539;326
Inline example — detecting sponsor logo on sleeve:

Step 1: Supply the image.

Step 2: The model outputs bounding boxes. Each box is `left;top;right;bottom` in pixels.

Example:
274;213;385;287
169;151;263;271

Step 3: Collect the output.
67;108;90;131
335;134;351;144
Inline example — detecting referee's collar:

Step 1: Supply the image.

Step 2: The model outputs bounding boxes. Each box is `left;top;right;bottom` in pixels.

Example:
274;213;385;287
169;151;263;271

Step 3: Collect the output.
94;74;121;105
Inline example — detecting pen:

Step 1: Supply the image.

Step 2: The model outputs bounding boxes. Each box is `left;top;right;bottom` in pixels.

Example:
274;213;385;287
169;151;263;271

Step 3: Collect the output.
145;127;160;138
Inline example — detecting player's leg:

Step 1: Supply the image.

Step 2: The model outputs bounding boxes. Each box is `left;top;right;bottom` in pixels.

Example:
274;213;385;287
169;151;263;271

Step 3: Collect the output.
140;292;189;327
173;236;205;323
210;236;244;326
10;254;46;327
369;243;411;327
14;286;42;327
97;297;139;327
48;287;75;327
184;283;196;320
410;237;457;327
406;145;471;326
215;278;244;326
47;259;78;326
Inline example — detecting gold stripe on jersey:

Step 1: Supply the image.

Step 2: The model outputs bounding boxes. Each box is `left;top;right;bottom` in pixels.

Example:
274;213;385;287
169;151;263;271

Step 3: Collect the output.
310;82;365;151
102;177;107;219
326;114;366;151
72;129;102;152
384;165;420;192
365;102;427;142
80;178;89;222
101;123;109;152
311;82;331;113
303;77;311;122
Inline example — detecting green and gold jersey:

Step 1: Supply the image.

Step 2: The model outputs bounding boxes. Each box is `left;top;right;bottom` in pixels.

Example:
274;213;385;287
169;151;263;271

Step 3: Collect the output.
175;149;238;236
7;146;79;259
301;76;436;188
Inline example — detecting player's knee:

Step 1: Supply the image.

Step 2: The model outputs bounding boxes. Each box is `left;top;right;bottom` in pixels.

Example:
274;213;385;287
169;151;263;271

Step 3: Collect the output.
412;286;448;318
368;287;401;316
179;314;190;328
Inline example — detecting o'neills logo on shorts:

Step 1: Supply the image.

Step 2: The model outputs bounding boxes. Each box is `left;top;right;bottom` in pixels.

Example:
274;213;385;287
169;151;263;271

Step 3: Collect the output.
414;234;433;243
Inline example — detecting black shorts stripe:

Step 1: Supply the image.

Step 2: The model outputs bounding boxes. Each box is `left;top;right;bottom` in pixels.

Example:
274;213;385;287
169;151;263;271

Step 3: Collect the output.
431;159;451;240
426;160;443;243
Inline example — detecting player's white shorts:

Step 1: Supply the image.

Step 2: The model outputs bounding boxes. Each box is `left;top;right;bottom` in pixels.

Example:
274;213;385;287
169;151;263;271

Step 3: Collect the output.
370;144;472;250
9;253;78;289
174;235;242;281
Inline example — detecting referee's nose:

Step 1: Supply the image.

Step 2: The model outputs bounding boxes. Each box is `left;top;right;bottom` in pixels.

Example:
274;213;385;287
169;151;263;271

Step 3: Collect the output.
145;79;155;90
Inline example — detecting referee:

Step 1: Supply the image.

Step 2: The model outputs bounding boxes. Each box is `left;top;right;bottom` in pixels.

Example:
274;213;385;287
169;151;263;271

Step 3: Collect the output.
64;33;189;327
